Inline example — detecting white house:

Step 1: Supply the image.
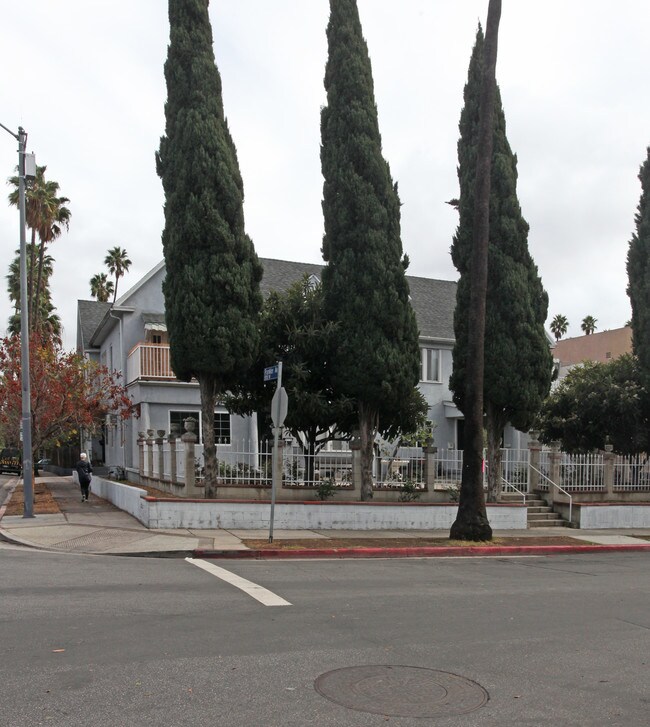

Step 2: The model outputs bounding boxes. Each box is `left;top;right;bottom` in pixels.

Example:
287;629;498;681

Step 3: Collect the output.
77;257;526;475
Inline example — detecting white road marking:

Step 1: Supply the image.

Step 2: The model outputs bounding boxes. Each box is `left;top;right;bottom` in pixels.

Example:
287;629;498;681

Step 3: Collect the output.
185;558;292;606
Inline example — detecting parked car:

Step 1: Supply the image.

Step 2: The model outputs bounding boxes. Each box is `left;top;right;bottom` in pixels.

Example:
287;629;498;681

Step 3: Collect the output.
37;458;50;467
0;448;21;474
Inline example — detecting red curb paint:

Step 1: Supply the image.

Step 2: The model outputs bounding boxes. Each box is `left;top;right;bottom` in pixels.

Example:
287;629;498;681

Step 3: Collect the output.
192;543;650;560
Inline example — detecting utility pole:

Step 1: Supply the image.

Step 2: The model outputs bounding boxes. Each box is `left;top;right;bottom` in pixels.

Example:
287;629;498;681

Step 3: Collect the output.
0;122;35;517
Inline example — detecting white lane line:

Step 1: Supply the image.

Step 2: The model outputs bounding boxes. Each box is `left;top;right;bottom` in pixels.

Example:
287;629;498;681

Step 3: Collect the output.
185;558;292;606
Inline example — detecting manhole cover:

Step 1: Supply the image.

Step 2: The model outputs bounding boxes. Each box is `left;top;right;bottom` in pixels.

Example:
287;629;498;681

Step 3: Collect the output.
314;665;488;718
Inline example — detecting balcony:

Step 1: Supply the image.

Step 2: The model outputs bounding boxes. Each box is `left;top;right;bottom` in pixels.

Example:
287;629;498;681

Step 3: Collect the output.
126;343;176;384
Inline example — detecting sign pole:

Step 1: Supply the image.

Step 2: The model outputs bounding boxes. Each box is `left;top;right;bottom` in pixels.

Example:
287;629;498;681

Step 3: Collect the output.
269;361;283;543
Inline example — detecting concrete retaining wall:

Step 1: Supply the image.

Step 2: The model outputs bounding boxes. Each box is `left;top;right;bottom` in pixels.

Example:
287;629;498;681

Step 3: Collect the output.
92;477;149;526
142;498;526;530
575;504;650;529
94;477;527;530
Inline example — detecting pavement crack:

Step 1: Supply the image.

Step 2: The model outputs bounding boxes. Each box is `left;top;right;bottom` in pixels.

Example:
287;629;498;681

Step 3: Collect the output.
616;617;650;631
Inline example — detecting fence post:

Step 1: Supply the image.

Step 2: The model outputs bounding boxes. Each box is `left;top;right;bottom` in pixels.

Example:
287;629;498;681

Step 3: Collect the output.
155;430;166;481
137;431;146;478
423;445;437;490
168;424;179;485
549;441;562;505
146;429;155;479
603;443;614;497
182;417;199;496
350;431;362;495
528;430;541;494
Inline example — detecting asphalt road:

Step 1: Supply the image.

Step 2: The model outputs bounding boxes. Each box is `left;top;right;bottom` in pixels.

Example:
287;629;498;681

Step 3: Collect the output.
1;548;648;726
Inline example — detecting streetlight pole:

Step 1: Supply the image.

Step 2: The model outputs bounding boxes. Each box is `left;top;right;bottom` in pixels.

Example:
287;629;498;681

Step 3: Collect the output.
0;121;35;518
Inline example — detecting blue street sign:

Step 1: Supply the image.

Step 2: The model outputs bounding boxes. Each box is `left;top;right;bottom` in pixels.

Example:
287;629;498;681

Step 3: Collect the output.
264;365;279;382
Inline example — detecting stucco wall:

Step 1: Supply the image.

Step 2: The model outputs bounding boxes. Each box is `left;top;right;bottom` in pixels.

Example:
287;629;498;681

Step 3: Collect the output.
91;476;526;530
575;504;650;529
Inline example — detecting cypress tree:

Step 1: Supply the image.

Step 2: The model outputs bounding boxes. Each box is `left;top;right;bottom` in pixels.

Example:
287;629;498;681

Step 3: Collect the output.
450;23;551;511
627;148;650;375
156;0;263;497
320;0;423;501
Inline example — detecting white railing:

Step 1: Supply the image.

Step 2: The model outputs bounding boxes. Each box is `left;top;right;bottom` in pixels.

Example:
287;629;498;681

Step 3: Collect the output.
375;446;425;488
149;438;650;498
126;344;175;384
559;452;605;491
614;454;650;491
500;449;529;492
282;446;352;488
194;440;271;487
437;448;464;486
537;450;552;491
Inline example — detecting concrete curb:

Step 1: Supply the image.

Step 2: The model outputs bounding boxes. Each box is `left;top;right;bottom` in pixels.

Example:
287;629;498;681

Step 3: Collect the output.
192;543;650;560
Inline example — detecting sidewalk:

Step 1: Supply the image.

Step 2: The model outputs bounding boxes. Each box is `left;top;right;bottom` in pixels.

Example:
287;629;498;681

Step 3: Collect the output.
2;476;650;558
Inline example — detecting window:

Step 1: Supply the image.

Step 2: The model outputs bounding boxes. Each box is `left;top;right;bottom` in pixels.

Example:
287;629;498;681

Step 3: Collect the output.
214;412;231;445
170;410;200;439
421;348;441;382
169;410;231;444
152;333;163;345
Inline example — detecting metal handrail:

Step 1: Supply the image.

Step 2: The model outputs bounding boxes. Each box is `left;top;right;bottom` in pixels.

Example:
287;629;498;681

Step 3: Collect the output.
501;476;526;504
529;465;572;525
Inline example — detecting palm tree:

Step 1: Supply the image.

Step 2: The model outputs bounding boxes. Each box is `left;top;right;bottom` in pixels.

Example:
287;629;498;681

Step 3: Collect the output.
581;315;598;335
89;273;114;303
8;166;70;330
6;248;56;335
104;247;132;303
550;314;569;341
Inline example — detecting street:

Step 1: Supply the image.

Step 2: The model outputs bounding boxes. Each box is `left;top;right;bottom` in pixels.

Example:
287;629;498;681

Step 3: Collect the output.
1;547;648;726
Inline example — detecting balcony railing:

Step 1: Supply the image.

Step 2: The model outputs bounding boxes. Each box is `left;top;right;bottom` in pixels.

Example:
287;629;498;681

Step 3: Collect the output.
126;343;175;384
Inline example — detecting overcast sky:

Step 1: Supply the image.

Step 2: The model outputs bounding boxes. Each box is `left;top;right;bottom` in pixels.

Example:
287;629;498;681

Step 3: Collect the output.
1;0;648;350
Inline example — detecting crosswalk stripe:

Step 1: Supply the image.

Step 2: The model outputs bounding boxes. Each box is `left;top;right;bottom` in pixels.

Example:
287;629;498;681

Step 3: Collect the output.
185;558;292;606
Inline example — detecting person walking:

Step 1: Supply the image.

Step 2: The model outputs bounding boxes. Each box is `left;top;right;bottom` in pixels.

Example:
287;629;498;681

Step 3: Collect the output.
75;452;93;502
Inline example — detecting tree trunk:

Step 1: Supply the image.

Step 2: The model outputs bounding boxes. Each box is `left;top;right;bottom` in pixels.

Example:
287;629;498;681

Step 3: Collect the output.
485;401;505;503
28;229;36;326
199;376;218;498
34;241;47;333
358;403;377;501
450;0;501;542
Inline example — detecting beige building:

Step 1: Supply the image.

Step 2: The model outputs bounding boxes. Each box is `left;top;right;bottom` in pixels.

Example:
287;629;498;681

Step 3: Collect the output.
553;326;632;377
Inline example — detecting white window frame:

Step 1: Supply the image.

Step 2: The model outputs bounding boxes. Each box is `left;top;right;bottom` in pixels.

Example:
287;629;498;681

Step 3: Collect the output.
168;410;231;445
421;347;441;383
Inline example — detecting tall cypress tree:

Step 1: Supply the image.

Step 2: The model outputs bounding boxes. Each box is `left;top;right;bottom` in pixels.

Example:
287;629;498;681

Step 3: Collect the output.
627;148;650;375
156;0;263;497
450;24;552;508
320;0;423;501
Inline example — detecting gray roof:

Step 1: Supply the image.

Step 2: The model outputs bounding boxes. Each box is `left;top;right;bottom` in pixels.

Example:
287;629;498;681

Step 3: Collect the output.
77;300;112;351
76;258;458;348
259;258;457;341
406;274;457;340
259;258;324;297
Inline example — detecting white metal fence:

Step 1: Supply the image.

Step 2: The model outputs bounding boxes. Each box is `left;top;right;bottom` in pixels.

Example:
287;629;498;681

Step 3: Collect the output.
149;440;650;496
613;454;650;491
374;446;425;488
559;452;605;491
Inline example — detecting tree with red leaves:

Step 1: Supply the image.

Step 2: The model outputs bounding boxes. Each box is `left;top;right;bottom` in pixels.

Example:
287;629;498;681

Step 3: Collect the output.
0;335;134;467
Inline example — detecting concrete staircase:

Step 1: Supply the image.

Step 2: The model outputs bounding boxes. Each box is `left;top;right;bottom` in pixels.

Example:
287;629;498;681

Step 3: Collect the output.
499;492;570;528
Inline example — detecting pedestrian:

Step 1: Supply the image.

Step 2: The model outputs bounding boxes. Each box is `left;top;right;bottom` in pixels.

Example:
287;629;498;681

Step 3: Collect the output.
75;452;93;502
